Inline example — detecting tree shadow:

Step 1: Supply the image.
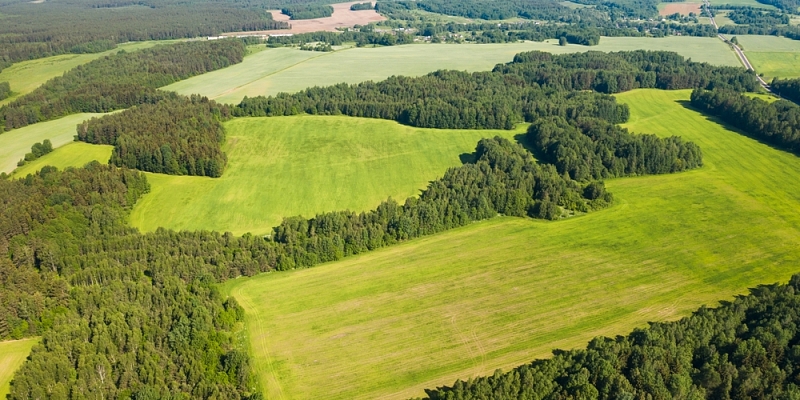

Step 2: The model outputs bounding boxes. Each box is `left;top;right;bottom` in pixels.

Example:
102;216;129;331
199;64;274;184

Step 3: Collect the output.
677;99;800;160
513;132;549;163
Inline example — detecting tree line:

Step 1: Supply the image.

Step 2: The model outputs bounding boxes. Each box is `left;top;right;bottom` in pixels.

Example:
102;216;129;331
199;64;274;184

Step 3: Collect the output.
0;82;10;101
0;0;287;72
281;4;334;19
76;96;232;177
350;2;374;10
235;50;757;130
726;8;790;26
420;273;800;399
16;139;54;168
690;88;800;154
528;116;703;181
770;77;800;103
0;39;246;131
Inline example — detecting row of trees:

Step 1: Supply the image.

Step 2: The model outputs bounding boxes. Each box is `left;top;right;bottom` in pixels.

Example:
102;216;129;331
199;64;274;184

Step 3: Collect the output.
0;0;287;72
350;2;374;10
690;88;800;154
0;39;246;131
76;96;232;177
280;5;334;20
726;9;790;26
16;139;54;167
235;50;756;131
0;82;10;101
421;274;800;399
528;116;703;181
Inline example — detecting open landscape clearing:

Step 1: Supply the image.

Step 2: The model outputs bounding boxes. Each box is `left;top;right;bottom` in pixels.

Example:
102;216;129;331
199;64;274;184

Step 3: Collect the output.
709;0;777;8
0;41;172;106
166;37;738;104
659;2;701;16
0;113;109;174
222;1;385;36
737;35;800;79
0;339;38;398
10;142;113;178
129;116;524;236
223;89;800;399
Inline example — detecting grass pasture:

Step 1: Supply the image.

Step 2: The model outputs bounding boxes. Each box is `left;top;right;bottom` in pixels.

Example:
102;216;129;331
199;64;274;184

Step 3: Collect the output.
747;52;800;79
709;0;776;8
0;338;39;398
167;37;738;104
130;117;524;236
0;41;172;106
10;142;113;178
224;89;800;399
0;113;109;174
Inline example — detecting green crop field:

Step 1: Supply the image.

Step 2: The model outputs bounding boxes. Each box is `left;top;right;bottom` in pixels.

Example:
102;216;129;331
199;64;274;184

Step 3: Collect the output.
0;41;173;107
710;0;776;8
166;37;738;104
222;89;800;399
130;117;525;236
0;338;39;398
10;142;113;178
747;52;800;79
738;34;800;52
0;113;109;174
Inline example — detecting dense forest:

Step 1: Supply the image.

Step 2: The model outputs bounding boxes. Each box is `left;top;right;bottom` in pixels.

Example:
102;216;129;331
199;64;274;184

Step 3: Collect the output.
0;82;10;101
76;96;232;177
528;116;703;180
0;0;286;71
771;77;800;104
236;51;757;130
0;39;246;131
752;0;800;13
421;273;800;399
280;4;334;19
690;88;800;153
726;8;790;26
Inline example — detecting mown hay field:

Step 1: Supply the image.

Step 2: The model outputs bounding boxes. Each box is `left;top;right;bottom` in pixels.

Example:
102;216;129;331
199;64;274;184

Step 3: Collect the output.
222;89;800;399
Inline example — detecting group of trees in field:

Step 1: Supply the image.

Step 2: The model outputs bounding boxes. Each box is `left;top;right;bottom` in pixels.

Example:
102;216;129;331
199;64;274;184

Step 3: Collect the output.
235;50;757;130
421;274;800;399
16;139;53;167
268;29;415;47
753;0;800;13
0;0;287;72
0;40;246;131
718;23;800;40
350;2;374;11
690;88;800;153
76;96;231;177
0;82;10;101
726;8;790;26
375;0;668;20
280;5;334;19
528;117;703;180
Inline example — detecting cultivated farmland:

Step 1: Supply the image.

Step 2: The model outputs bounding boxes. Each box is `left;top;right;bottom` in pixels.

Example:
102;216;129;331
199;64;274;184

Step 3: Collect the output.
0;338;39;398
223;89;800;399
166;37;738;104
736;35;800;79
129;116;525;236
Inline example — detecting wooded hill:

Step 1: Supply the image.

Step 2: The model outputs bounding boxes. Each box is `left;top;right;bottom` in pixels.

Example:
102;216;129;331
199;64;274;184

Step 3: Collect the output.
421;274;800;399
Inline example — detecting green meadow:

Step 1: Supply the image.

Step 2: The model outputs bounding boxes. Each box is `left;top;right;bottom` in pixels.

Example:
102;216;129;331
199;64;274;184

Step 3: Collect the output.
222;89;800;399
709;0;776;8
0;41;172;106
0;338;39;398
0;113;108;174
10;142;113;178
130;117;525;236
166;37;738;104
736;35;800;79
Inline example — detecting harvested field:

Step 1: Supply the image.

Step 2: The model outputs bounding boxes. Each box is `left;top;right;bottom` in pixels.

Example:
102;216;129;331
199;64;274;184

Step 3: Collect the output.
223;1;385;36
659;2;702;15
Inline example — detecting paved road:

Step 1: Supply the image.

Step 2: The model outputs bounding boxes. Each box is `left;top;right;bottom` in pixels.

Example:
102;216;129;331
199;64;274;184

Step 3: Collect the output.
703;0;771;90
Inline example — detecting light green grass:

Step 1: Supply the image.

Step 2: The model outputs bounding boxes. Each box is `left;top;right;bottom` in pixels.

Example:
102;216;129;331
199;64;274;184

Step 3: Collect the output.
748;52;800;79
0;338;39;398
738;34;800;52
710;0;776;8
0;41;174;107
10;142;113;178
167;37;738;104
130;117;525;236
745;92;780;102
0;113;109;174
223;89;800;400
